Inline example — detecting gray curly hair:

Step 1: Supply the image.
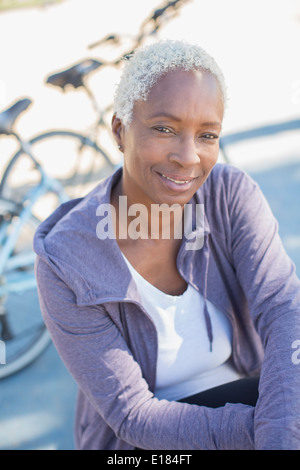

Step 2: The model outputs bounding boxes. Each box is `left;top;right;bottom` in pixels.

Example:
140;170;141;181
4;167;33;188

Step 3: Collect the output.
113;39;227;126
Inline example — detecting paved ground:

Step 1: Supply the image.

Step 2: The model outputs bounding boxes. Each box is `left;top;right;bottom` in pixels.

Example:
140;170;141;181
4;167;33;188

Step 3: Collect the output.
0;343;77;450
0;0;299;451
252;162;300;273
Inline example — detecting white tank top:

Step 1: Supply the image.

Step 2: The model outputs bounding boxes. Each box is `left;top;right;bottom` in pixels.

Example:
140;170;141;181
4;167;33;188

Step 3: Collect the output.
122;254;243;401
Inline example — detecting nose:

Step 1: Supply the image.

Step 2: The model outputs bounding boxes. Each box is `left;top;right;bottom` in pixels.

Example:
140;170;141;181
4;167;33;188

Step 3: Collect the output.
168;135;200;167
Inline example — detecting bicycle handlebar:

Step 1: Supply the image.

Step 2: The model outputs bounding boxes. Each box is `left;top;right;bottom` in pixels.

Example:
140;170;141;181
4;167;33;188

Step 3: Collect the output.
88;0;191;52
141;0;190;26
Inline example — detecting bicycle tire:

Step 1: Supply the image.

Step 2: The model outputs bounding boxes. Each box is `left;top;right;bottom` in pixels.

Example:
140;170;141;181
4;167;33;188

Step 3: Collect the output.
0;214;51;379
0;131;116;378
0;130;116;206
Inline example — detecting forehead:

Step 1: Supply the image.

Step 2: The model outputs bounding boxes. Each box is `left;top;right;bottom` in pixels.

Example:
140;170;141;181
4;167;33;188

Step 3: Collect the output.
133;69;224;122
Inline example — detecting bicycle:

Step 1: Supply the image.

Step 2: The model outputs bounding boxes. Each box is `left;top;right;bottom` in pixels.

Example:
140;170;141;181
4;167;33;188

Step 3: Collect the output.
0;97;114;379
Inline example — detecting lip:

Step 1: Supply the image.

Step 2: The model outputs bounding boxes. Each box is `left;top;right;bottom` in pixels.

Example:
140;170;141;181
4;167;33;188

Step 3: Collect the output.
157;171;198;192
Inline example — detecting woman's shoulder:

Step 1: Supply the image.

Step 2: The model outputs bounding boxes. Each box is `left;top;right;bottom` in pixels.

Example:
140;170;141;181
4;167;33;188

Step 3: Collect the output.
35;170;119;262
34;171;122;304
44;169;120;236
210;162;249;182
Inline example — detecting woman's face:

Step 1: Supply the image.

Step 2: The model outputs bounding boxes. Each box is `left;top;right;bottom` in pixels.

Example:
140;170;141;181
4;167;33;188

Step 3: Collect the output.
112;68;224;207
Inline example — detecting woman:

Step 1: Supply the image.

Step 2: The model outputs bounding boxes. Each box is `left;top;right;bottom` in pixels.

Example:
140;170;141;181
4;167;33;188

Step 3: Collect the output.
34;40;300;450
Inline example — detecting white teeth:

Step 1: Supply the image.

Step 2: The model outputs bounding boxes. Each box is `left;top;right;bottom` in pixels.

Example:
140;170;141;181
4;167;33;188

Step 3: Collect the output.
162;174;191;184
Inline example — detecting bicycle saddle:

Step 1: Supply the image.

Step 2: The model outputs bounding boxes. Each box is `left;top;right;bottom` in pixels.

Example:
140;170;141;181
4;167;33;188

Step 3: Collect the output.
0;98;32;136
46;59;103;90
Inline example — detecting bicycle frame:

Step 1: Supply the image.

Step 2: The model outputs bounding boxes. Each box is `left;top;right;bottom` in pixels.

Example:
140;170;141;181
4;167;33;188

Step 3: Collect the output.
76;81;115;151
0;137;69;297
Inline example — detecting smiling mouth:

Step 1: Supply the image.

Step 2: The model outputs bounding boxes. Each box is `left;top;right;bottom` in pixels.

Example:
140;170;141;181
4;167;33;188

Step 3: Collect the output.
160;173;196;185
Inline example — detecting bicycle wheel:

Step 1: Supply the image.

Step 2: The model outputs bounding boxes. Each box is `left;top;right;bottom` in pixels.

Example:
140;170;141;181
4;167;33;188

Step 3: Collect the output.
0;130;116;219
0;213;50;379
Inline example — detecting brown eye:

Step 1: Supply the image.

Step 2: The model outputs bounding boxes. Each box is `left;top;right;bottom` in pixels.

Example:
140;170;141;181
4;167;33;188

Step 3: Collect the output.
154;126;173;134
202;133;219;140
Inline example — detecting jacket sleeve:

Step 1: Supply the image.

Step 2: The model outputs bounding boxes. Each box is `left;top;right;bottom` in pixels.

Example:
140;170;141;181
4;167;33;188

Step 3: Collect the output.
35;256;255;450
228;168;300;450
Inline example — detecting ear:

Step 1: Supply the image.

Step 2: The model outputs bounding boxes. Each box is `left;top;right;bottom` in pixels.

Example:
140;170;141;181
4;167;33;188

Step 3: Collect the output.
111;114;125;151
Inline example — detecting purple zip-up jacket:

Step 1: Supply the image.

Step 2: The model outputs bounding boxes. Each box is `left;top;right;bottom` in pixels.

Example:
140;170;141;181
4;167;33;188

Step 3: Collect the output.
34;164;300;450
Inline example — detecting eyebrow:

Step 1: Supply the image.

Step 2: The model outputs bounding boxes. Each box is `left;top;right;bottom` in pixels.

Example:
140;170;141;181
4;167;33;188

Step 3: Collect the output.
148;112;182;121
147;112;222;128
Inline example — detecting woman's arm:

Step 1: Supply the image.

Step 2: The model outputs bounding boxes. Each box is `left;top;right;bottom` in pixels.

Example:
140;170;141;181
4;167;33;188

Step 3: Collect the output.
229;169;300;449
36;256;255;450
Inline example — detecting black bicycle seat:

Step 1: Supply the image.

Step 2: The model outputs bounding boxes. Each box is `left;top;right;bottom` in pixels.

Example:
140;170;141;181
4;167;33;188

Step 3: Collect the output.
46;59;103;90
0;98;32;136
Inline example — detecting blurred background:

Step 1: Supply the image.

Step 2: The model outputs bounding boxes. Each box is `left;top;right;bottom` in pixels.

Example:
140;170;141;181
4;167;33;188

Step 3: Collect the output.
0;0;299;450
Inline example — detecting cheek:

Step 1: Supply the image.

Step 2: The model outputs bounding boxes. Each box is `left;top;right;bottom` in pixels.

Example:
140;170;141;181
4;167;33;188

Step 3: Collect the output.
123;142;156;181
200;144;219;170
125;135;165;167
